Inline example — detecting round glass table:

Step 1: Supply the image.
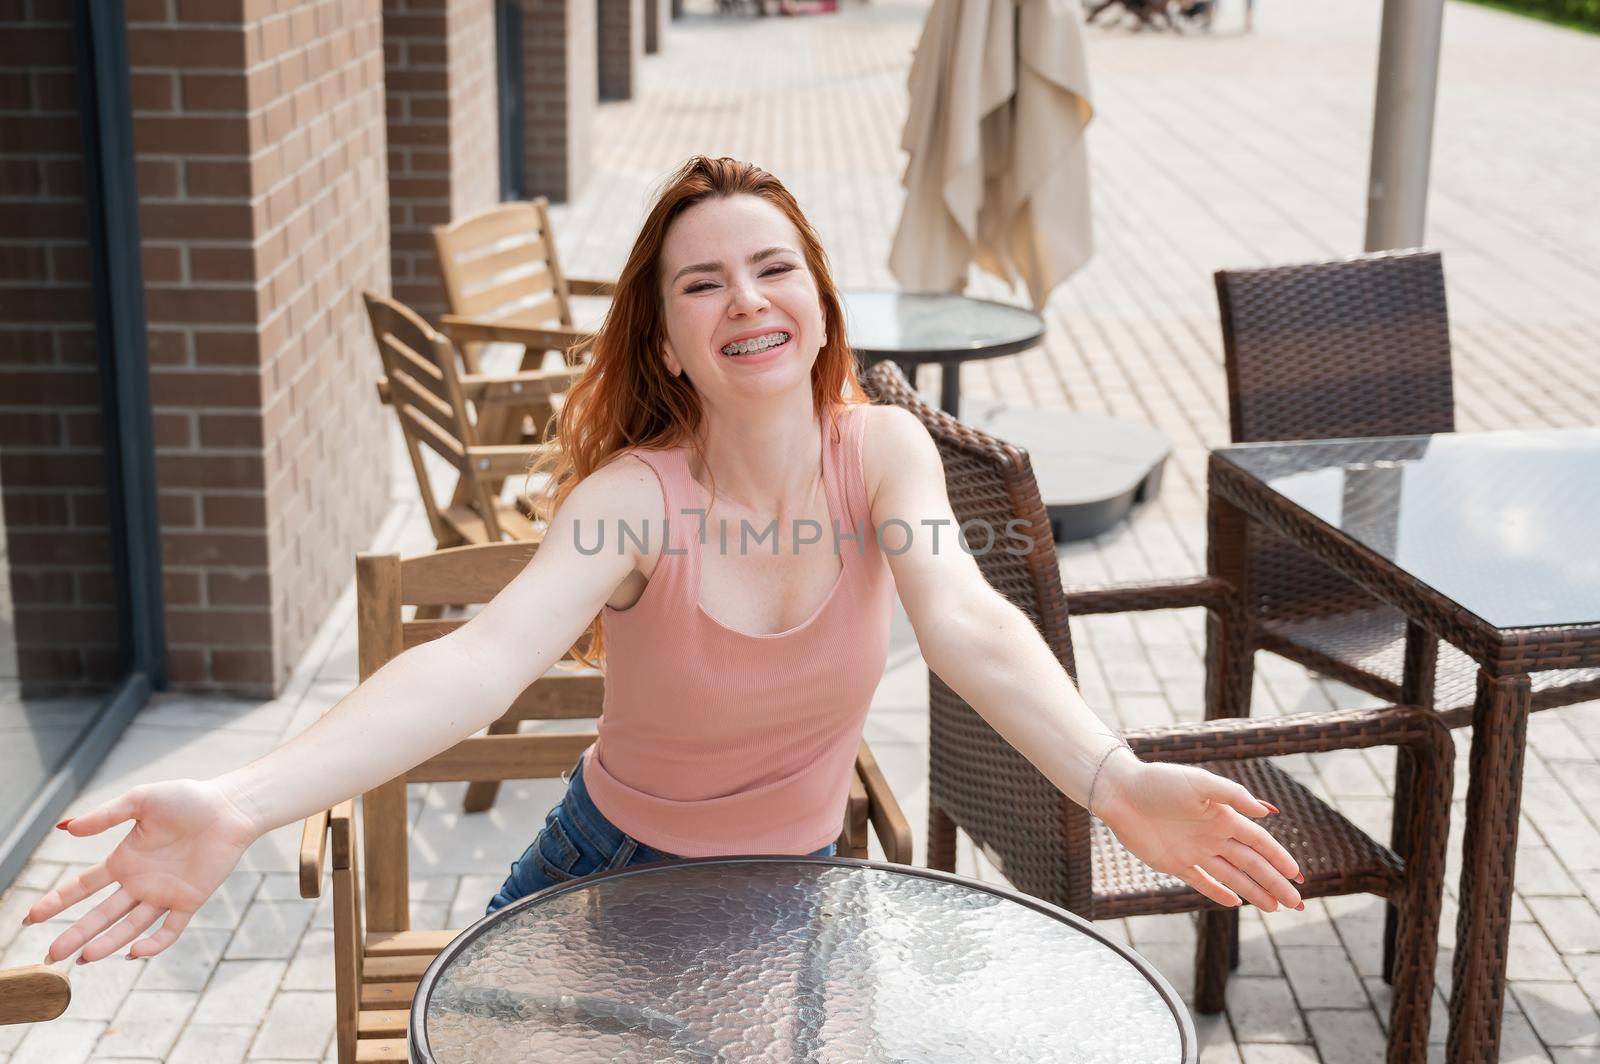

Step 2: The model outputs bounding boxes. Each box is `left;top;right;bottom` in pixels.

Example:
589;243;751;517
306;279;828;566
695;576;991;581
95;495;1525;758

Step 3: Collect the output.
411;857;1195;1063
842;291;1045;416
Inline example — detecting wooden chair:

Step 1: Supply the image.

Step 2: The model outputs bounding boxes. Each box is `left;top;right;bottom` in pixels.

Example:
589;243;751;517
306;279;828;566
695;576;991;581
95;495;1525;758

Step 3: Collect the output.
362;292;577;551
1214;248;1600;725
299;543;913;1064
866;361;1452;1062
432;197;613;383
0;965;70;1026
431;198;613;503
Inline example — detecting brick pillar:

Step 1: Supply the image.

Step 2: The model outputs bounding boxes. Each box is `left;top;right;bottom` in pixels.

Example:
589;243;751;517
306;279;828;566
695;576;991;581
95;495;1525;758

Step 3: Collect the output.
0;8;122;691
384;0;500;320
597;0;644;102
129;1;392;695
521;0;594;202
643;0;665;56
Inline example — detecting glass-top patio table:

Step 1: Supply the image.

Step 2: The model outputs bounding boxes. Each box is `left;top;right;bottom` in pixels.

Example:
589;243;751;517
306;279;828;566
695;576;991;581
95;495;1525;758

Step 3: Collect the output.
410;857;1196;1063
841;291;1044;416
1208;428;1600;1063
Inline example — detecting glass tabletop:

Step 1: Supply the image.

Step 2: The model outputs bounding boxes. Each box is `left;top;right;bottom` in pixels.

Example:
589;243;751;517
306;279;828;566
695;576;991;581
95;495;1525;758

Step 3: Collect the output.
415;858;1192;1063
1214;428;1600;631
842;291;1044;361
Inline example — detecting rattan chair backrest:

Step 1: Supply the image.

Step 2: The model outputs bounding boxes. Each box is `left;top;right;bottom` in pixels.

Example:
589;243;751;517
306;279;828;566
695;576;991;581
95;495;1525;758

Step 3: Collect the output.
1215;248;1454;443
864;361;1093;912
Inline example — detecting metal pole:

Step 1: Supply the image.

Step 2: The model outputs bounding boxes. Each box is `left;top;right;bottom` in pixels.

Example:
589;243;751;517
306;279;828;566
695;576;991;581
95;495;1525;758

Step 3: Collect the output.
1363;0;1446;251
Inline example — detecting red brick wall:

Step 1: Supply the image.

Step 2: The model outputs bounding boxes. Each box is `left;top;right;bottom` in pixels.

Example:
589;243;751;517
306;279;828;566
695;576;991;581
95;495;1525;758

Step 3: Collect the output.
521;0;594;201
597;0;643;102
130;0;392;695
0;7;122;691
384;0;500;320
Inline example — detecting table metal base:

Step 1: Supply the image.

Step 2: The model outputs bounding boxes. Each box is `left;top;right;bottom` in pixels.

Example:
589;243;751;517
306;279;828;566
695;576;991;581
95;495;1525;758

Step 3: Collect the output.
961;400;1171;541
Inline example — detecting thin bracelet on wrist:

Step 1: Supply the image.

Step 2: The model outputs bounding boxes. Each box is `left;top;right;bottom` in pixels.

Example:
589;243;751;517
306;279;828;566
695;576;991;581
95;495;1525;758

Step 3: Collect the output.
1087;736;1133;819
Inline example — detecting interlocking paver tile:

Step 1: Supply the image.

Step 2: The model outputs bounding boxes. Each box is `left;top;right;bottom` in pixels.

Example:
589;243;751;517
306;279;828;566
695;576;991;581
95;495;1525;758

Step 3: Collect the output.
3;0;1598;1059
91;991;196;1060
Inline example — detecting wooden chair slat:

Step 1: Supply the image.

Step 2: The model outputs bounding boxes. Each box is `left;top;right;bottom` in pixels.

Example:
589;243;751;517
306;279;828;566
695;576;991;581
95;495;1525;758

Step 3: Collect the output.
366;928;456;957
407;733;597;783
458;271;557;320
354;1038;409;1062
483;294;563;327
453;241;548;293
399;542;536;602
357;1010;409;1038
386;366;454;428
359;982;416;1009
436;202;545;256
380;333;449;402
362;953;434;982
399;406;467;467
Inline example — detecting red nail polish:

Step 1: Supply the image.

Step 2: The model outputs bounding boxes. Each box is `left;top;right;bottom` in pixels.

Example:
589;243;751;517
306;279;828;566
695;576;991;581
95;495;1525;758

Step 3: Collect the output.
75;956;87;965
55;819;71;830
1262;802;1281;815
1296;901;1306;911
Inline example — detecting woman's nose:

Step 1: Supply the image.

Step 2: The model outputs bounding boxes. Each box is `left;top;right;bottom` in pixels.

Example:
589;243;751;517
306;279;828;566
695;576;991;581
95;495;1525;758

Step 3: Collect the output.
727;275;769;315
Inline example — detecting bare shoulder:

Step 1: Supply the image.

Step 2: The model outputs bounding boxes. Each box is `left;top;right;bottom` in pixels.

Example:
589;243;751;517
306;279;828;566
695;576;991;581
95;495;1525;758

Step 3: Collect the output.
858;403;940;510
548;453;666;566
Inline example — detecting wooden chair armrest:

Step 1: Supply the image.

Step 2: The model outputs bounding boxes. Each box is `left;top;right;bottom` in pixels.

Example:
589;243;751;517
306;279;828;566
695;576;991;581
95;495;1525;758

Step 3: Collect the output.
565;277;616;297
440;315;595;353
299;799;356;899
1123;704;1452;766
299;809;330;898
856;741;913;865
1065;576;1232;616
0;965;70;1025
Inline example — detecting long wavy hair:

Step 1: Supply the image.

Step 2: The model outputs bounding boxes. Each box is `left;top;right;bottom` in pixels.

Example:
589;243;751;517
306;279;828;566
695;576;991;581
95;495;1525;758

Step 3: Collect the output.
528;156;869;668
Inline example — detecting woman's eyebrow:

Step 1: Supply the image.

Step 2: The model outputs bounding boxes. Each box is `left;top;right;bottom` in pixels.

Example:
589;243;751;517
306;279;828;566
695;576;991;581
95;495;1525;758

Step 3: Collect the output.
670;246;798;285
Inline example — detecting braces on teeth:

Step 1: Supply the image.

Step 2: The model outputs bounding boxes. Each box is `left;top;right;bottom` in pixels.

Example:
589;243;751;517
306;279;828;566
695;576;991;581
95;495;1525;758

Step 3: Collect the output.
723;332;790;356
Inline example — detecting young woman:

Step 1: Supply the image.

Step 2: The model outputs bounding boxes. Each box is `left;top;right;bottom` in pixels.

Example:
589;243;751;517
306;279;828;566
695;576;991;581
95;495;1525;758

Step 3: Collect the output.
27;157;1303;965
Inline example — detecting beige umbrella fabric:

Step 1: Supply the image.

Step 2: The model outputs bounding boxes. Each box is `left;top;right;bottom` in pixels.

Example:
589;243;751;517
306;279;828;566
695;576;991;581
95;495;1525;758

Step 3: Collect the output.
889;0;1094;311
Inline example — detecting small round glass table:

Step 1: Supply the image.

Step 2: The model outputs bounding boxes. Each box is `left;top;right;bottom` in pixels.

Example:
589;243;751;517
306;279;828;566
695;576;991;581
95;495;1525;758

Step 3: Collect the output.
842;291;1045;416
411;857;1195;1063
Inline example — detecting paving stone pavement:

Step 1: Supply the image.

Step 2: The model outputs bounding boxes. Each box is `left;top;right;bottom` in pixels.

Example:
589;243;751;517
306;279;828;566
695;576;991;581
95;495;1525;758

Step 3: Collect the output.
4;0;1599;1059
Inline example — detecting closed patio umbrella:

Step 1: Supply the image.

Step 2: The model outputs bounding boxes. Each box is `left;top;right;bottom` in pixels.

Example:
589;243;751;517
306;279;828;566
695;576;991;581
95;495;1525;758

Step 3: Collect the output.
889;0;1094;311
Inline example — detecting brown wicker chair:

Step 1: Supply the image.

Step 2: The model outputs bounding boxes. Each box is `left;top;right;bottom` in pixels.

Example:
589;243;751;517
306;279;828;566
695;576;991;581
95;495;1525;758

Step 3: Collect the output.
1215;249;1600;983
865;361;1453;1061
1214;247;1600;723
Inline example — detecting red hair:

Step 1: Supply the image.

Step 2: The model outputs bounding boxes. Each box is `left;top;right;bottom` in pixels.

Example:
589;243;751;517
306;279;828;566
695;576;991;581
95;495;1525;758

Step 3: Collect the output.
529;156;868;666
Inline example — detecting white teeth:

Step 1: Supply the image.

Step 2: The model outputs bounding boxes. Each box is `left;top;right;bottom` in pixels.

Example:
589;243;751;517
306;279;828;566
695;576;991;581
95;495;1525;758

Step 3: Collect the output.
721;332;790;357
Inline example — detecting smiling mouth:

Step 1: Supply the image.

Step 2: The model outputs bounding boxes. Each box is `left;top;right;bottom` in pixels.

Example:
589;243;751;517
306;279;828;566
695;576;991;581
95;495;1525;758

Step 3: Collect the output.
720;331;791;357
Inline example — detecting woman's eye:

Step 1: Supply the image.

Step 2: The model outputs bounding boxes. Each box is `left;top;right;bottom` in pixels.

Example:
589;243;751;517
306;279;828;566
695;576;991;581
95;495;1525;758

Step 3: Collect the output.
763;264;796;277
685;282;717;294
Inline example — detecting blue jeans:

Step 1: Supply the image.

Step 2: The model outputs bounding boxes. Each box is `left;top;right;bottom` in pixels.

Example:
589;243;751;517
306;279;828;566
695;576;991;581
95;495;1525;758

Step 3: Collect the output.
487;755;838;914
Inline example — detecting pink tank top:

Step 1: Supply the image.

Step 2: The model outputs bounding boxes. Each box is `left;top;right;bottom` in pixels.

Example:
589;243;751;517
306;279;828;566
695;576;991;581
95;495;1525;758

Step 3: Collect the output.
583;403;894;856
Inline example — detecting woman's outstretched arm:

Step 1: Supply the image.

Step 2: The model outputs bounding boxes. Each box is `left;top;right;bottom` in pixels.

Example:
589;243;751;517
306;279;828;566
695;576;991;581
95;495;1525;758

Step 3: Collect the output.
25;458;657;963
863;405;1304;912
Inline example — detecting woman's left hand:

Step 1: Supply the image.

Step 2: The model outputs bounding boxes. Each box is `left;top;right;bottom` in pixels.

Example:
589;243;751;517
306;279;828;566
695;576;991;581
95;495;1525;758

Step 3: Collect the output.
1094;751;1305;911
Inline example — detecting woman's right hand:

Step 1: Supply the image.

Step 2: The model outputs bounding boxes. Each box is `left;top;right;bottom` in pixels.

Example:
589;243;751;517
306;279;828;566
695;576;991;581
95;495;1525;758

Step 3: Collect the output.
23;779;262;964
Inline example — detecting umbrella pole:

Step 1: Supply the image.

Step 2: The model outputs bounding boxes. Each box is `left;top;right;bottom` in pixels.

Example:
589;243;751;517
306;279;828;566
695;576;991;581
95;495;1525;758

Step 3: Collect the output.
1363;0;1446;251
